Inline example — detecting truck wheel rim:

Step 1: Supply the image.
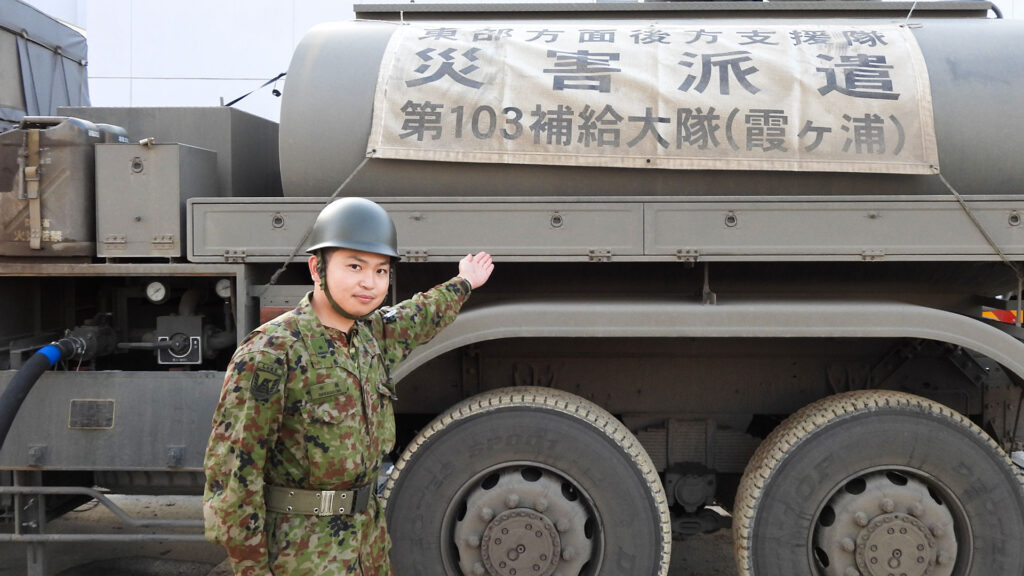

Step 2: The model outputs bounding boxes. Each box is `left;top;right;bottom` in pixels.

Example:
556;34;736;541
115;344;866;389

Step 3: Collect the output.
812;468;968;576
445;463;600;576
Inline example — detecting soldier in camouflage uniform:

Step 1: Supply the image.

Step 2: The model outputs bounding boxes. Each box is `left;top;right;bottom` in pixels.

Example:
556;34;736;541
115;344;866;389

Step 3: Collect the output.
203;197;494;575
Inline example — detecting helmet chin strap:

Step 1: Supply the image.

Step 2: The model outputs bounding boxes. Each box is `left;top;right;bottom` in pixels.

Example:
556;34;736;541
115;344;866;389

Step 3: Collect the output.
316;251;373;322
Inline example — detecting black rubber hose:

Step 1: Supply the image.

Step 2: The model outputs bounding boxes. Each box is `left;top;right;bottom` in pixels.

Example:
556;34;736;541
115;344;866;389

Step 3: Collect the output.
0;338;79;451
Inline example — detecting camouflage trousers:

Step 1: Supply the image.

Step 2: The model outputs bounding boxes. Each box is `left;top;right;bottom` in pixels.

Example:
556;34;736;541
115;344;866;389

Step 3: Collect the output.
264;493;392;575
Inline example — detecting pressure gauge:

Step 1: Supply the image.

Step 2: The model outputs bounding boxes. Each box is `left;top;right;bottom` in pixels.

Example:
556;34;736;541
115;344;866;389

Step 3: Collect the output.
145;281;168;304
215;278;233;299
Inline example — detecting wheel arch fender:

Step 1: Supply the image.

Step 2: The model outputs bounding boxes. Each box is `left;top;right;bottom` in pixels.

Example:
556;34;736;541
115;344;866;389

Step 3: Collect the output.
395;299;1024;383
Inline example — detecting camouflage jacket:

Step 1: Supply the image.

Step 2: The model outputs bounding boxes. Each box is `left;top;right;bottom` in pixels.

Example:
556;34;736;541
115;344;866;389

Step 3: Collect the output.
203;277;471;575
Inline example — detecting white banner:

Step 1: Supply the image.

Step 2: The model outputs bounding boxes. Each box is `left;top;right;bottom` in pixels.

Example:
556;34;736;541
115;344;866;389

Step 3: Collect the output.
368;23;938;174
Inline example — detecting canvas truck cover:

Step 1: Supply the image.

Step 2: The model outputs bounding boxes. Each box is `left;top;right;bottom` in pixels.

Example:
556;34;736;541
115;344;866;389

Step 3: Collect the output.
0;0;90;129
367;23;938;175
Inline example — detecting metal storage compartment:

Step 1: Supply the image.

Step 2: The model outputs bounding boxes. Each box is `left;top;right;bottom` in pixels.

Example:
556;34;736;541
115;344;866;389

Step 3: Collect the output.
188;197;644;262
0;117;127;256
96;143;218;258
62;106;283;198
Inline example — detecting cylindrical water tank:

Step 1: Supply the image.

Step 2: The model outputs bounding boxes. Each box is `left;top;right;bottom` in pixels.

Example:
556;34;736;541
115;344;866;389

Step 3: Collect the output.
280;9;1024;199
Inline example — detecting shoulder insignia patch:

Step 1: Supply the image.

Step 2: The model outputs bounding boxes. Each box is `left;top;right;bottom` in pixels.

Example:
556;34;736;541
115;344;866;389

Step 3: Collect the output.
251;360;284;402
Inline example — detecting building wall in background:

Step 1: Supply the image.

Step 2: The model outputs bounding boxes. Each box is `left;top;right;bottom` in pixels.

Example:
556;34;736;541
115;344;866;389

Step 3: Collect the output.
23;0;357;121
20;0;1024;122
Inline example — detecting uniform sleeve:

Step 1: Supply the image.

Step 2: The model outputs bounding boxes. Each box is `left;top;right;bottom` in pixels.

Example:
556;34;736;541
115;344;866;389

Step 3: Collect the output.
375;276;472;369
202;334;287;576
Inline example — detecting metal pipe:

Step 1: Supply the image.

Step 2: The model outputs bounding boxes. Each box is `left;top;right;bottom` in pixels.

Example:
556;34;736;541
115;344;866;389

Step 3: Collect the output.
0;486;204;528
0;534;207;543
115;340;172;351
178;287;204;317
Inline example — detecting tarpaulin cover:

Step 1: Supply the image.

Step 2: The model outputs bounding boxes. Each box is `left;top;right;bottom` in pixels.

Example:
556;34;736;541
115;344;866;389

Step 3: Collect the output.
0;0;89;130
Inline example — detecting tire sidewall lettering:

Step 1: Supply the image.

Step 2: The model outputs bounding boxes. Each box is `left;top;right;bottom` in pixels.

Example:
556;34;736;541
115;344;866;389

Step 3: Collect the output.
793;450;835;501
468;430;559;459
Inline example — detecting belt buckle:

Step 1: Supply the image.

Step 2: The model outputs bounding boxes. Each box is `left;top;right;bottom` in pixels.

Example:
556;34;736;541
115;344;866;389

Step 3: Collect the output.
317;491;335;517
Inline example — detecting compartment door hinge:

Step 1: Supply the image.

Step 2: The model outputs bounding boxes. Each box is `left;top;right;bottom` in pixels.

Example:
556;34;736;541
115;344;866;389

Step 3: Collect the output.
862;249;885;261
676;249;700;263
404;249;429;263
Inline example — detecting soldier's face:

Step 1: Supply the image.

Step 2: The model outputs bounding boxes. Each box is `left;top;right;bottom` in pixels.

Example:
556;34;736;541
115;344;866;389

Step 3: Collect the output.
318;249;391;316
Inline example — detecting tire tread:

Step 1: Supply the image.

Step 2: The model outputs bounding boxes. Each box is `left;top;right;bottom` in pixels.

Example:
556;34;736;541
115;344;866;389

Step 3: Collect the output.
732;389;1024;576
384;386;673;576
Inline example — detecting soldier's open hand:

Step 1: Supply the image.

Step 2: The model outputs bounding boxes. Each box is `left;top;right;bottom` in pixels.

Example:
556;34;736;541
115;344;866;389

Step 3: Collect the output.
459;252;494;289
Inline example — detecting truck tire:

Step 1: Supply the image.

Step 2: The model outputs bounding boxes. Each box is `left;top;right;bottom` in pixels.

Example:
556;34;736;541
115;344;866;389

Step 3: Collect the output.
733;389;1024;576
382;386;671;576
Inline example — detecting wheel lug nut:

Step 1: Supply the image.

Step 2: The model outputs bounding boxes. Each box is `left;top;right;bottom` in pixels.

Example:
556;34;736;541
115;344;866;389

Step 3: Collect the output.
937;551;950;565
466;534;481;548
931;524;945;538
844;567;861;576
562;546;575;561
909;502;924;517
505;494;521;508
481;507;494;521
841;537;856;553
473;562;486;575
880;498;895;513
855;512;869;527
556;518;570;532
536;498;549;512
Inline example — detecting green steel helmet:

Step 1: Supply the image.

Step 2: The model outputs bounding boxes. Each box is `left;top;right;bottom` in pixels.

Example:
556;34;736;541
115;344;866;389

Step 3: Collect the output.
306;197;400;258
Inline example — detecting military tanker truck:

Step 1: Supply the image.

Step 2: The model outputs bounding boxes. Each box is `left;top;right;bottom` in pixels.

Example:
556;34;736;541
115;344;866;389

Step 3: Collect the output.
3;1;1024;576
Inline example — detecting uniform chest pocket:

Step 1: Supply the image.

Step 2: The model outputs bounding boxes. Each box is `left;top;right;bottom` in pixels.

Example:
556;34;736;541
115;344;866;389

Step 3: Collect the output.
305;375;361;425
302;371;369;485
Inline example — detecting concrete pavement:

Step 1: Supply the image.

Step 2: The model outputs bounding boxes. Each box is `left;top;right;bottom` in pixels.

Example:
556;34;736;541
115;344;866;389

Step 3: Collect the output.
1;496;737;576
